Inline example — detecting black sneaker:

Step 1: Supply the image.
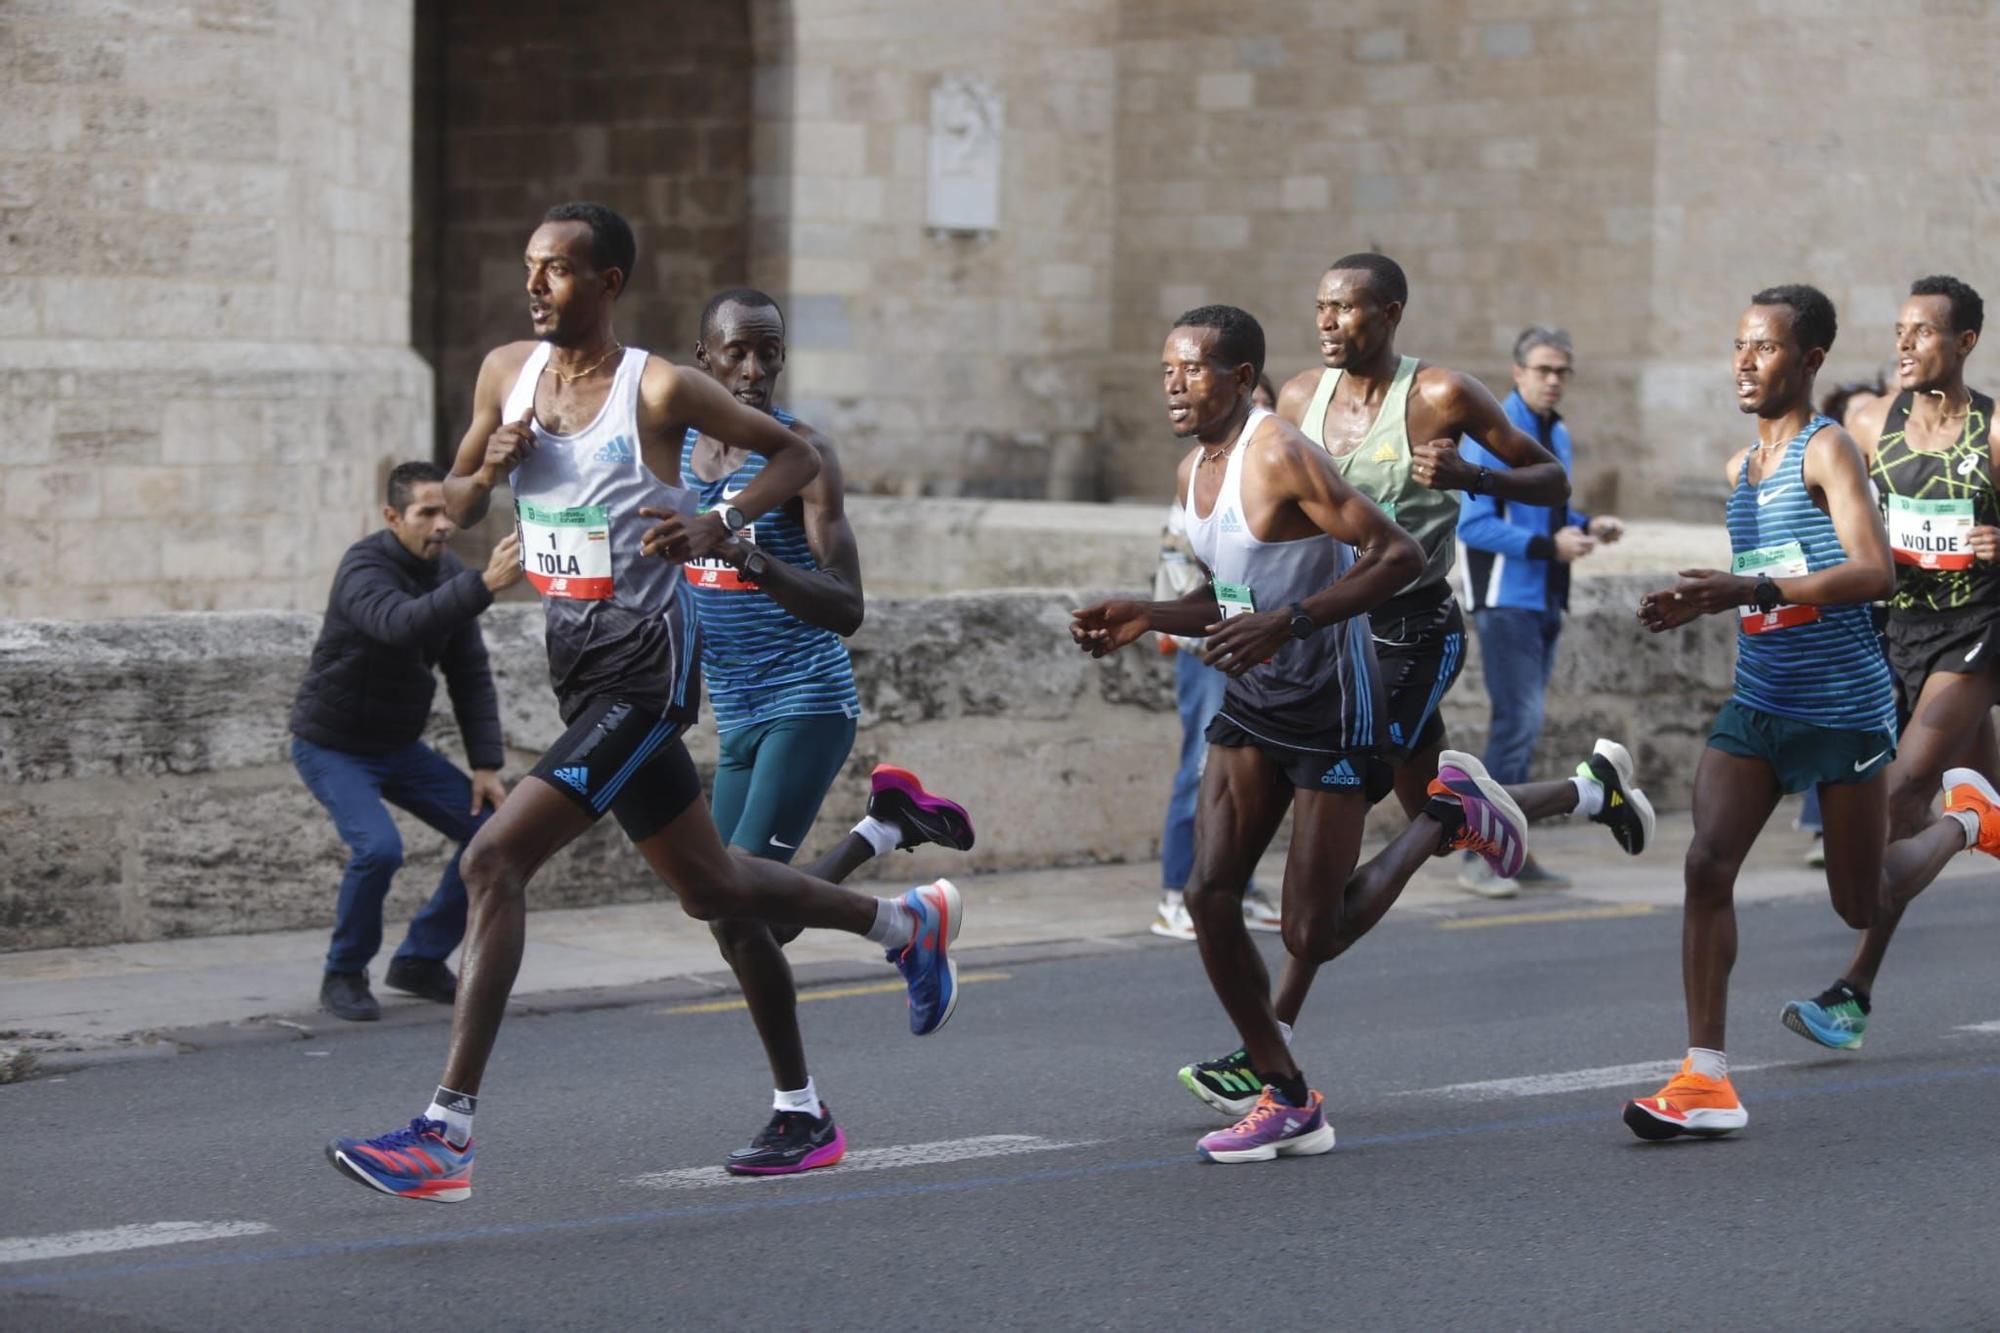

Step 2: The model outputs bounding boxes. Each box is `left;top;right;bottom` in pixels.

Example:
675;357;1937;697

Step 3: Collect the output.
385;956;458;1005
868;765;975;851
724;1105;847;1176
1176;1047;1263;1118
1580;738;1655;856
320;970;380;1022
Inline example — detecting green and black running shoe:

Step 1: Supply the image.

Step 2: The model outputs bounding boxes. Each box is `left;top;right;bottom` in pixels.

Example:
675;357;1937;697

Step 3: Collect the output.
1580;738;1655;856
1178;1047;1263;1118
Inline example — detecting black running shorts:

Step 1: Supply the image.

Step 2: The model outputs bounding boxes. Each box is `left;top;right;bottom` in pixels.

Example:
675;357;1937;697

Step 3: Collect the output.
1206;710;1395;803
529;696;703;842
1884;607;2000;709
1368;593;1466;763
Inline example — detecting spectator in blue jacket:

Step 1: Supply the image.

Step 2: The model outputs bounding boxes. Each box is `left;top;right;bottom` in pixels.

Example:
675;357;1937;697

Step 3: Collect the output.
1456;327;1623;891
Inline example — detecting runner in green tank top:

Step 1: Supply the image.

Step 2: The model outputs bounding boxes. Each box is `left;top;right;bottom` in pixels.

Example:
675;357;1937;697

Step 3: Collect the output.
1782;275;2000;1052
1165;255;1663;1115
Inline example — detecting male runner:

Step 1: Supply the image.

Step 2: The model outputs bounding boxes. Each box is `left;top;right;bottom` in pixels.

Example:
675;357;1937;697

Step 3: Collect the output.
683;286;974;1174
1782;276;2000;1049
326;204;962;1202
1620;285;1997;1141
1173;256;1655;1114
1073;305;1529;1163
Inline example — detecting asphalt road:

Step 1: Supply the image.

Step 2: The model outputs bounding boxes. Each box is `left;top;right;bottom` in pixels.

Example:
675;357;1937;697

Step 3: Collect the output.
6;881;2000;1329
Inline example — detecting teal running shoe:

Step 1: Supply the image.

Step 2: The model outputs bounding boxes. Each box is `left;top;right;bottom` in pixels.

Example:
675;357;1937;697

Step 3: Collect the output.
1781;983;1869;1050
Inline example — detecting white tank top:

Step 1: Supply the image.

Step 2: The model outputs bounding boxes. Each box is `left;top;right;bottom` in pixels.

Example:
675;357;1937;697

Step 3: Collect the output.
501;343;701;722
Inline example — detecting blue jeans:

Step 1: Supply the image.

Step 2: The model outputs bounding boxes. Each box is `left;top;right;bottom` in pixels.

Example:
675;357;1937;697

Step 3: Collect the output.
1162;648;1228;891
292;737;485;974
1473;606;1566;787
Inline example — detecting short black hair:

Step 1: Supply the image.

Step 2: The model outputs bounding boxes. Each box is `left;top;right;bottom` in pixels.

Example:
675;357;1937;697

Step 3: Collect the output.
542;202;637;294
386;460;446;512
1909;274;1984;336
1327;251;1408;308
1750;283;1838;355
1172;304;1266;377
1820;377;1886;426
700;287;785;343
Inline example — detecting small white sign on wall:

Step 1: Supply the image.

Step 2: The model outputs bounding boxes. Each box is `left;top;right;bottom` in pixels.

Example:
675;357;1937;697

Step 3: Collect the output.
928;75;1003;232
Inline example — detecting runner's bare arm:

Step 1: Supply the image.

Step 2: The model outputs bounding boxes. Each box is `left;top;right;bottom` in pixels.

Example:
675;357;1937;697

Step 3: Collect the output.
1410;369;1569;506
1072;449;1219;652
1638;449;1746;631
1200;432;1422;676
718;427;866;636
1273;368;1321;428
1845;392;1893;462
444;344;538;527
635;359;821;563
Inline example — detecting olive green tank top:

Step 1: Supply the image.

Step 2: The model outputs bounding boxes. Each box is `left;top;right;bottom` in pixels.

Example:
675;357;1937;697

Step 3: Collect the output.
1301;356;1457;603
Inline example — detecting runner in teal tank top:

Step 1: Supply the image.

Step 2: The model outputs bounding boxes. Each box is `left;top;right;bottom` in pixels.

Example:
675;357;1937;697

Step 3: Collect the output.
684;289;976;1176
1782;274;2000;1054
1622;284;2000;1144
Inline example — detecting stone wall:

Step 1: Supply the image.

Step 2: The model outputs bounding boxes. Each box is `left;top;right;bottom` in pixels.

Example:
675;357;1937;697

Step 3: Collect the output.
0;573;1734;953
416;0;755;455
0;0;431;617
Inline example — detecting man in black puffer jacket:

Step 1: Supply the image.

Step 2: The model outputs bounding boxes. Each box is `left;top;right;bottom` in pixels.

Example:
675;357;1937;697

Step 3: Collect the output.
291;461;524;1021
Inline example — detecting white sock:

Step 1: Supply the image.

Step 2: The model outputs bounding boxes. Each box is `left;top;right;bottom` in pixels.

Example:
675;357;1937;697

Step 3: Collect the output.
426;1085;476;1148
1572;774;1605;818
1687;1047;1727;1080
774;1077;820;1116
1161;889;1184;910
1277;1020;1293;1049
852;814;901;858
866;895;916;947
1948;807;1980;849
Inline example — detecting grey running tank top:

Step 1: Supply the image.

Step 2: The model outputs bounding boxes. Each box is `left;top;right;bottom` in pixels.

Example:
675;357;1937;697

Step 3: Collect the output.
503;343;701;724
1183;408;1383;751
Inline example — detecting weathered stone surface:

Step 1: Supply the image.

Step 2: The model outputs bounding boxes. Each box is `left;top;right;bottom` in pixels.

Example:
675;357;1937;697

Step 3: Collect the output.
0;576;1736;951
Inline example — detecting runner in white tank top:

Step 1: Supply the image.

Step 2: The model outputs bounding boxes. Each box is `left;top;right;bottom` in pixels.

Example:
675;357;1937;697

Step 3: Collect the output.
327;204;970;1204
1072;305;1530;1165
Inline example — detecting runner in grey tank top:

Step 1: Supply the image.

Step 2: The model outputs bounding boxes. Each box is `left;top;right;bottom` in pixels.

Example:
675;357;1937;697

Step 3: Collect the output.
328;204;971;1203
1073;305;1533;1165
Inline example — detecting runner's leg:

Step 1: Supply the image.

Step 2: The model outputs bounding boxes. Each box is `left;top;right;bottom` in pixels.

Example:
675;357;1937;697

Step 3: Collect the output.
1185;744;1293;1077
1682;748;1782;1051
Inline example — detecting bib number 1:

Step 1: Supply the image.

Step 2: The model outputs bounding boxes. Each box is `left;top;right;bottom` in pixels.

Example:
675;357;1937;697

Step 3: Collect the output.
516;500;613;600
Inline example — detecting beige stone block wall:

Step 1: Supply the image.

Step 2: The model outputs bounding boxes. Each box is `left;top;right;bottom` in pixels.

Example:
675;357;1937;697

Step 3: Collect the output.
0;0;430;617
747;0;1120;498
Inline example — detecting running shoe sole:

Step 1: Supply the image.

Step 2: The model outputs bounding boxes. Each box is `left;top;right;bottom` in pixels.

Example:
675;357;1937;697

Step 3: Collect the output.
1177;1065;1260;1118
1621;1098;1747;1142
325;1143;472;1203
1436;750;1529;879
1197;1122;1337;1163
1780;1000;1865;1051
724;1123;848;1176
871;765;976;851
1590;738;1656;856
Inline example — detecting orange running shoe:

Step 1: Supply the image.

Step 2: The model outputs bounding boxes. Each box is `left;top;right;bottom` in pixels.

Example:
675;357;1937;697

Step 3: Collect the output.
1942;768;2000;858
1623;1059;1748;1141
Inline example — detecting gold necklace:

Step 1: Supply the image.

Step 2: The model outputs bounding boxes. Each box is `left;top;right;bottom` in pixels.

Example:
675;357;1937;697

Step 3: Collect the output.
1198;440;1235;465
544;342;623;385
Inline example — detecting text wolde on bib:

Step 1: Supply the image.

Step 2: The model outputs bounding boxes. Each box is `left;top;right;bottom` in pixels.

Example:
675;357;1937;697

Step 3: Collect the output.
683;495;758;591
1733;540;1817;635
1886;494;1975;570
517;500;613;600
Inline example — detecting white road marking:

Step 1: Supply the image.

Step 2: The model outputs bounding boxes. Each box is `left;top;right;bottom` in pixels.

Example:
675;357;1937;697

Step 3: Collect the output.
1396;1059;1781;1101
1953;1019;2000;1034
628;1134;1100;1190
0;1221;274;1265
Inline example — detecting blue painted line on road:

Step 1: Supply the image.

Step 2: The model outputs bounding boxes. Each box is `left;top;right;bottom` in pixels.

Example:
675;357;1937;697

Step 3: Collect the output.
8;1059;2000;1292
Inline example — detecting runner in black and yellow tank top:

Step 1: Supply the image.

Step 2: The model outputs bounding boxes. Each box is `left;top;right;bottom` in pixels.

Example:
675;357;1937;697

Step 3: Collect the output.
1782;275;2000;1054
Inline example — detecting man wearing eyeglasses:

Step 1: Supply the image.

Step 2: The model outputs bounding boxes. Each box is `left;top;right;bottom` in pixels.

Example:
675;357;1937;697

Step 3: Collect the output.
1456;326;1625;893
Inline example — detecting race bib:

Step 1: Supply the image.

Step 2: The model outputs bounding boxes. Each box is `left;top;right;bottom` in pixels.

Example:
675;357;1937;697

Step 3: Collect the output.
517;500;612;600
683;491;758;591
1733;540;1816;634
1886;494;1975;571
1213;580;1256;619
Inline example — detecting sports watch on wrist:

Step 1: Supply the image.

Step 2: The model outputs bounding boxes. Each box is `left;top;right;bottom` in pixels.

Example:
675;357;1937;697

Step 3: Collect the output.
1752;576;1782;613
718;503;749;534
1288;601;1315;640
739;547;769;582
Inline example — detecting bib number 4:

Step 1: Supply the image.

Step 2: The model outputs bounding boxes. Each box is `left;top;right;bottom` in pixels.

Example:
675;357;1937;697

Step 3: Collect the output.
1887;494;1975;571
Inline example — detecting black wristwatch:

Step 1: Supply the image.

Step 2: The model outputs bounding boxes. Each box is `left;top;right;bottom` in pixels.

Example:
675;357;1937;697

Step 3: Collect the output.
1288;601;1316;640
739;547;769;582
1752;576;1782;613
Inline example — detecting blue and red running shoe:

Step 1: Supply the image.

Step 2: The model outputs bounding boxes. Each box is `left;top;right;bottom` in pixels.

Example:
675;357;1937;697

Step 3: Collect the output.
326;1117;474;1203
891;878;963;1035
868;765;976;851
